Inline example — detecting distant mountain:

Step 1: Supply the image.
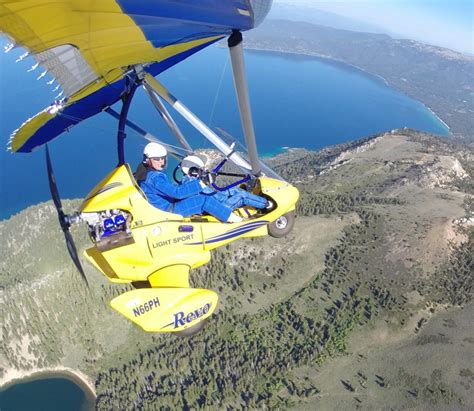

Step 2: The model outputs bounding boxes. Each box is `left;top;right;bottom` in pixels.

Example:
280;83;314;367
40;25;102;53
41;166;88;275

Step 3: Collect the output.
243;20;474;144
1;130;472;409
268;3;400;37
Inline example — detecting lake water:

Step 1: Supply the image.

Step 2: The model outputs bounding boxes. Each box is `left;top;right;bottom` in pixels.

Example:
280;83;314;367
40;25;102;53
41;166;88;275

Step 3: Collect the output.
0;43;448;220
0;373;94;411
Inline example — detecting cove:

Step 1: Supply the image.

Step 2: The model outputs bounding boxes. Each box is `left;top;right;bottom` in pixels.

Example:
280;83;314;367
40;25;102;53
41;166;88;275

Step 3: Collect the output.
0;372;95;411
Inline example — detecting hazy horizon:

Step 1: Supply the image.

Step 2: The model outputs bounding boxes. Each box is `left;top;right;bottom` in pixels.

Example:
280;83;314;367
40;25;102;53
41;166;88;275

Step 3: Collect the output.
274;0;473;55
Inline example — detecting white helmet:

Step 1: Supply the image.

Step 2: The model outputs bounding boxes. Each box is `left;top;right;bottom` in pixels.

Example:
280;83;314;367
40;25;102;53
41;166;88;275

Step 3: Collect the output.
181;155;205;175
144;142;167;158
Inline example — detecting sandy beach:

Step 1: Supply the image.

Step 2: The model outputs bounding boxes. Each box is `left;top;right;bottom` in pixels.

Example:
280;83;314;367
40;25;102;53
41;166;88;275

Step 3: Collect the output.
0;366;96;399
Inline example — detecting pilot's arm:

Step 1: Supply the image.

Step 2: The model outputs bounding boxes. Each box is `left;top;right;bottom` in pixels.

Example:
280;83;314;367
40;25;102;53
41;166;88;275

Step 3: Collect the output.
150;171;203;199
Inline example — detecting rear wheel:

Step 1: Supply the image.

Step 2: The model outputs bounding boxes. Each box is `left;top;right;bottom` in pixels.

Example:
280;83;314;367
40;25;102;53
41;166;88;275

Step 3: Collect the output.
174;318;209;337
268;211;296;238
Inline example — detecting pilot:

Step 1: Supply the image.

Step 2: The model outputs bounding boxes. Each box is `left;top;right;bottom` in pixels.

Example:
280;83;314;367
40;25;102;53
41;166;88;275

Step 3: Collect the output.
180;155;269;211
135;142;242;223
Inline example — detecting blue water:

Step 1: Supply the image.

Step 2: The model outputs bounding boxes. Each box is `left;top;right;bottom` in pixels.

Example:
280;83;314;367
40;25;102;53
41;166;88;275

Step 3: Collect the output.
0;43;448;220
0;375;94;411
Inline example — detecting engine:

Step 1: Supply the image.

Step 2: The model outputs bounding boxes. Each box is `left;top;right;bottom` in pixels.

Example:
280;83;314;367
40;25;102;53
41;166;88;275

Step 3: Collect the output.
82;209;134;251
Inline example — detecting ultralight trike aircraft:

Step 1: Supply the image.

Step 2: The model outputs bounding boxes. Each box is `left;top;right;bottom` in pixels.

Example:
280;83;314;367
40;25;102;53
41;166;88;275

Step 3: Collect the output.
1;0;299;336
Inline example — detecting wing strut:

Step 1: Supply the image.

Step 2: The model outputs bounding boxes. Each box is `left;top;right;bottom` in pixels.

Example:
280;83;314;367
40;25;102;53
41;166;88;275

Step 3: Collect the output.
228;30;261;176
143;73;252;173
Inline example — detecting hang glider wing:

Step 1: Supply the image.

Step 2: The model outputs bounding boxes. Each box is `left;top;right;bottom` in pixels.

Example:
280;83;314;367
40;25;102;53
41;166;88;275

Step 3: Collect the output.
0;0;273;152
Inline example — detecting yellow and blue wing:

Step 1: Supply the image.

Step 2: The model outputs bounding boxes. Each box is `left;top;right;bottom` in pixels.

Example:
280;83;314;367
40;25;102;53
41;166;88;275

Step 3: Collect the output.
0;0;272;152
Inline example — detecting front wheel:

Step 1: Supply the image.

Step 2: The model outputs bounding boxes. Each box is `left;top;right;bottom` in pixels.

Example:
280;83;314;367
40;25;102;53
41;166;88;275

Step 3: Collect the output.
268;211;296;238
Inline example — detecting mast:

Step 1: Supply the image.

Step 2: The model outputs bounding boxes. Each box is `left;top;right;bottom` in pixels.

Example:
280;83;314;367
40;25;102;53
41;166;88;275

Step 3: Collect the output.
228;30;261;176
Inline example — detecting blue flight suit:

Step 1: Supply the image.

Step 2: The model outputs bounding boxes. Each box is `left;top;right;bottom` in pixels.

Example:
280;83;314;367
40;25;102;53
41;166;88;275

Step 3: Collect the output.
182;175;268;211
139;170;233;222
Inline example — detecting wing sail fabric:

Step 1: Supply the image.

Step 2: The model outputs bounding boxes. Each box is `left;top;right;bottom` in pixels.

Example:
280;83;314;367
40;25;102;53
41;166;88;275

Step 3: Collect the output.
35;45;98;98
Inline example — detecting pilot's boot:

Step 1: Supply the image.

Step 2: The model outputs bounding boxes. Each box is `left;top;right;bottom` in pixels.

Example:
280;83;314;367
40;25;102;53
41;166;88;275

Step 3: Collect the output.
227;213;243;223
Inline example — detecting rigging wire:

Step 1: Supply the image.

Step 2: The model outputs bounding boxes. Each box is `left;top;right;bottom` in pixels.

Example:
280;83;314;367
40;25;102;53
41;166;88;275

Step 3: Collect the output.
208;53;229;128
58;112;192;157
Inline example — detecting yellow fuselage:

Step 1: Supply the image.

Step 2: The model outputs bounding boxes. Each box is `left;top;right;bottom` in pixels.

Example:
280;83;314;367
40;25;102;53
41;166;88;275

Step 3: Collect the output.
79;164;299;332
81;164;298;284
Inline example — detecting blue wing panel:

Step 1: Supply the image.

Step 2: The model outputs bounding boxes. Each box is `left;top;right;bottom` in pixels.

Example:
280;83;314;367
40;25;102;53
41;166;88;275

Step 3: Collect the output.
117;0;254;46
116;16;233;48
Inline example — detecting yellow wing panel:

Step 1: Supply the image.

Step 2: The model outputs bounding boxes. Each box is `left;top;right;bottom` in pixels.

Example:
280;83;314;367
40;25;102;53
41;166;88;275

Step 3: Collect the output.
1;1;222;84
10;109;55;152
0;1;139;76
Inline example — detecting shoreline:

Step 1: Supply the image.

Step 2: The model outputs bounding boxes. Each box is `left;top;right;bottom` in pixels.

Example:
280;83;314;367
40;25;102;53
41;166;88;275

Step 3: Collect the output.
240;44;452;134
425;105;450;130
245;45;389;85
0;366;96;400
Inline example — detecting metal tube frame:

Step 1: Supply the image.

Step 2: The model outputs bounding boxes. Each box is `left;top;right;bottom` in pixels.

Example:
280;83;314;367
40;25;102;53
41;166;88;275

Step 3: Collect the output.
117;42;276;179
143;73;253;173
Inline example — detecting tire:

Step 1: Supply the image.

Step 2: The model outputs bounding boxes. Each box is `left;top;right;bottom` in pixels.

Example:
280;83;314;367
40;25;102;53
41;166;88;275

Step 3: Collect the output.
174;318;209;337
268;211;296;238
